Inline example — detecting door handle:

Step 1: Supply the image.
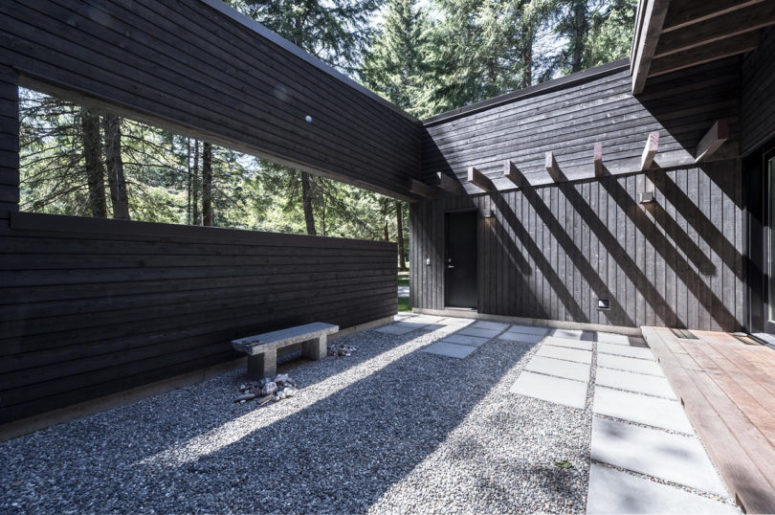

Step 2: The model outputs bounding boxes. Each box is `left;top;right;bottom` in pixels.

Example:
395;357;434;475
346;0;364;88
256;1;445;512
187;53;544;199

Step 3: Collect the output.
447;265;455;269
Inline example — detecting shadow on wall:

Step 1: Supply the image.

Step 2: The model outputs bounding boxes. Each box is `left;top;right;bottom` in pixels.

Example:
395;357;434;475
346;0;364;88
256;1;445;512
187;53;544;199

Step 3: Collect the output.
413;163;744;331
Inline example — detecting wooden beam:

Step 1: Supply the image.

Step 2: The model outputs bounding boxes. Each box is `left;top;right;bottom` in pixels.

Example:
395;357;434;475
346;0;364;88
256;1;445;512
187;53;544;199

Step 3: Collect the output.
544;152;563;182
436;172;464;194
631;0;672;95
662;0;763;33
594;142;604;177
655;1;775;58
503;160;527;188
649;31;760;78
467;166;494;192
640;131;660;171
695;120;729;162
409;178;436;199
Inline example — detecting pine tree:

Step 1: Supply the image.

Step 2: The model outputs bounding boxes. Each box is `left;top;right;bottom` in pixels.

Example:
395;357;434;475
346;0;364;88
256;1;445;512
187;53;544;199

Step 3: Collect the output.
233;0;384;235
362;0;432;116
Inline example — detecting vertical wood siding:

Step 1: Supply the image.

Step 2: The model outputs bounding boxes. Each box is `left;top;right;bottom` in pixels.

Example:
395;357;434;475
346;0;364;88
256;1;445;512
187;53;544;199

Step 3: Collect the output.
0;64;18;221
0;0;420;199
0;213;397;424
422;59;740;192
741;27;775;154
410;161;745;331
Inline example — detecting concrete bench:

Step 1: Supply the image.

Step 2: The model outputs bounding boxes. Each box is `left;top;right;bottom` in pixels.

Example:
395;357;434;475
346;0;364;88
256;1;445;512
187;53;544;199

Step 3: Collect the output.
231;322;339;379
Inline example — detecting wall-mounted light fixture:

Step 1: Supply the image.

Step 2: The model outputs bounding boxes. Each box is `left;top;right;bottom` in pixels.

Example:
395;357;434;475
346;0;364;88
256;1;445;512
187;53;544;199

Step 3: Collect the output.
597;298;611;310
638;191;655;204
639;175;656;204
425;258;431;266
483;208;495;219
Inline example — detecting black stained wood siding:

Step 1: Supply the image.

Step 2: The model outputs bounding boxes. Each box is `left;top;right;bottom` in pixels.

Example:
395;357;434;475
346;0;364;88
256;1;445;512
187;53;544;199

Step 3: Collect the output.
0;0;420;200
0;64;18;221
741;27;775;155
411;161;745;332
0;213;397;424
421;59;740;192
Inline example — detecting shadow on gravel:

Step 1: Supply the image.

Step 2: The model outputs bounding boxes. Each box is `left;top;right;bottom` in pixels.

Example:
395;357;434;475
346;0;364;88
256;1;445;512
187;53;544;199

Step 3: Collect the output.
121;330;535;512
3;324;544;513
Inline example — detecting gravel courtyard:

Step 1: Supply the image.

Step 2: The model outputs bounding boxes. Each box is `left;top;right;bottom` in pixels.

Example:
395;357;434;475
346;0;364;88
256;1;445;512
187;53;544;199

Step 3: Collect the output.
0;316;595;513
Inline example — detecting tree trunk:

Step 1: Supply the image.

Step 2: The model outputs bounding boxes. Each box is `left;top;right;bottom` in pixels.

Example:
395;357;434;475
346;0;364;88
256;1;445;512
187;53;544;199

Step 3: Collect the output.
102;113;130;220
301;171;316;235
202;142;213;226
80;107;107;218
192;140;200;225
571;0;587;72
396;200;406;270
520;23;534;89
186;139;192;225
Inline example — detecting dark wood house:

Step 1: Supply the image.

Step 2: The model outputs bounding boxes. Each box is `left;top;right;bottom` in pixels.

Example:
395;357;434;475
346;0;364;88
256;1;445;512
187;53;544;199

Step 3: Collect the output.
1;2;775;491
411;2;775;336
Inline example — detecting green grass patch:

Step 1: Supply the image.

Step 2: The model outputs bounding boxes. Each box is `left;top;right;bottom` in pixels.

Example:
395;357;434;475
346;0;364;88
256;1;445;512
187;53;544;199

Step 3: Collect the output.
397;270;409;286
398;296;411;312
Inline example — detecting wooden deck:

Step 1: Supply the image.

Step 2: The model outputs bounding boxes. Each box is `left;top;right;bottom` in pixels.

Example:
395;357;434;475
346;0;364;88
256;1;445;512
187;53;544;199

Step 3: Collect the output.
642;327;775;514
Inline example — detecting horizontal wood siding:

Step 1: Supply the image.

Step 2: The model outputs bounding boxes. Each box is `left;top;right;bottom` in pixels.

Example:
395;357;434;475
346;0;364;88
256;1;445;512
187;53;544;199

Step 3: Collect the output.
421;59;740;192
741;27;775;154
0;0;420;199
0;64;18;221
0;213;397;424
411;161;745;331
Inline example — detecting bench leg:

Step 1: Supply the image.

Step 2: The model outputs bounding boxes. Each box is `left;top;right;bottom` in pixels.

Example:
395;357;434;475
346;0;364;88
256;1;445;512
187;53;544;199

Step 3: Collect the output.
247;350;276;379
302;335;328;361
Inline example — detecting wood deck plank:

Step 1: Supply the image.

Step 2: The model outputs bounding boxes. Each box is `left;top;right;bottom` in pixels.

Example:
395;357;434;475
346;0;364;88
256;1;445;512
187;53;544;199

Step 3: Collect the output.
643;326;775;514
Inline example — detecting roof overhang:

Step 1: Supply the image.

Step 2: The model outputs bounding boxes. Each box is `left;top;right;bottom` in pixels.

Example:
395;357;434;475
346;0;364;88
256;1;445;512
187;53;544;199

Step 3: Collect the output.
631;0;775;94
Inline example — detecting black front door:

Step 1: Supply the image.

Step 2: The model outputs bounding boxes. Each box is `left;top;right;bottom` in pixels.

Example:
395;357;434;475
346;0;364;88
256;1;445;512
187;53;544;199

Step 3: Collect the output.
445;211;477;308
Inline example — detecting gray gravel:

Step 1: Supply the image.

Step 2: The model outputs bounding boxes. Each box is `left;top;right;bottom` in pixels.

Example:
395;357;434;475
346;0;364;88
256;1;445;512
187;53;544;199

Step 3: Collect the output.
0;321;591;514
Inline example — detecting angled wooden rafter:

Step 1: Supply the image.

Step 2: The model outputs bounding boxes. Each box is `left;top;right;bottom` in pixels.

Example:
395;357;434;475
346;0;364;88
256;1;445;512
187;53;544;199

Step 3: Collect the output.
468;166;494;192
503;160;526;188
503;160;528;189
545;152;563;182
640;131;660;170
594;142;604;177
695;119;729;163
409;178;436;199
436;171;464;195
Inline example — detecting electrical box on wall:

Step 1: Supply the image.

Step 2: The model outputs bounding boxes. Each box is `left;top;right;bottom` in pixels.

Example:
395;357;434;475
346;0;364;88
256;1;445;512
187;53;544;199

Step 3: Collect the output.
597;298;611;310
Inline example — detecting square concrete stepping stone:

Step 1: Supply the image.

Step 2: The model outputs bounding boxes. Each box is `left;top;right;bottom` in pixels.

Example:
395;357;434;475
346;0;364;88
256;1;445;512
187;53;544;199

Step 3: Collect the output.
596;332;647;347
509;371;587;409
458;327;501;338
443;334;489;347
421;341;476;359
587;464;738;514
595;367;677;399
524;356;590;383
507;324;549;336
598;342;656;360
598;354;664;376
471;320;509;331
375;324;417;335
410;315;444;325
498;332;544;344
542;336;594;351
439;317;473;327
593;386;693;433
551;328;584;340
591;417;728;496
536;345;592;364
